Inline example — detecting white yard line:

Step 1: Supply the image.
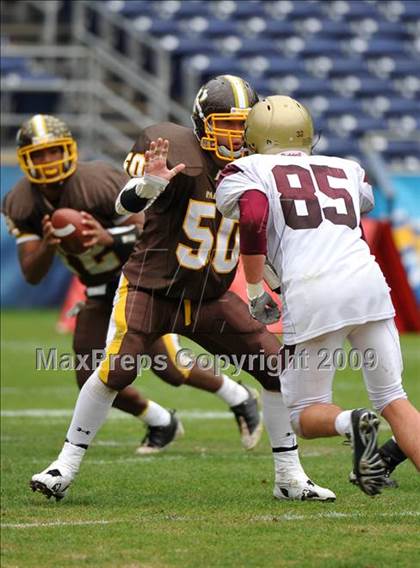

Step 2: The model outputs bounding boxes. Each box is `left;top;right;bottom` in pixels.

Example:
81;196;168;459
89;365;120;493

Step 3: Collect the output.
1;519;118;529
251;511;420;522
3;511;419;529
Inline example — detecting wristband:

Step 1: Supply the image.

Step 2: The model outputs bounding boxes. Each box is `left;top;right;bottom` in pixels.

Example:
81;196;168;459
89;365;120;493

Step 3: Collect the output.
135;174;169;199
246;281;265;301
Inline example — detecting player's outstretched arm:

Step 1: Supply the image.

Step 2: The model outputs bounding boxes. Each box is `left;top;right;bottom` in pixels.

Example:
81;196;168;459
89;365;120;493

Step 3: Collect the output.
115;138;185;215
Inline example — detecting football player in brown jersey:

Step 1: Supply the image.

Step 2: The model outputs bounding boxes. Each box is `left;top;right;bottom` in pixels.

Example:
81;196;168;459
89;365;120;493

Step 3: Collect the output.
30;77;337;502
3;114;263;458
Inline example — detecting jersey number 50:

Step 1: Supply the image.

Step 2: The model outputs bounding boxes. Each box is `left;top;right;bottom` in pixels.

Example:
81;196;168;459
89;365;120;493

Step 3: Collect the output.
176;200;239;273
273;165;357;230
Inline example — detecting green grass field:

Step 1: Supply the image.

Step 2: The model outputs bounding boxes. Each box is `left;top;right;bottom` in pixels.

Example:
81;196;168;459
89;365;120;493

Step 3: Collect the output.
1;310;419;567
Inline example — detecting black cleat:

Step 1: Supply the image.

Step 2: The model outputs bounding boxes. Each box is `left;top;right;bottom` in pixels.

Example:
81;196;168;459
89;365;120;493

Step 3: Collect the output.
136;410;184;455
350;408;387;496
230;386;263;450
349;469;398;489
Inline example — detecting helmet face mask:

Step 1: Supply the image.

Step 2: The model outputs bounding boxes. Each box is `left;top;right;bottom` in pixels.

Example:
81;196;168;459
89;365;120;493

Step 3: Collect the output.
201;111;250;161
244;95;314;156
16;115;78;185
191;75;259;162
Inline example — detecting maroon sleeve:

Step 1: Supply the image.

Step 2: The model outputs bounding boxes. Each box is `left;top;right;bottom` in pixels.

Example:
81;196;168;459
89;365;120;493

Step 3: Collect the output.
239;190;269;255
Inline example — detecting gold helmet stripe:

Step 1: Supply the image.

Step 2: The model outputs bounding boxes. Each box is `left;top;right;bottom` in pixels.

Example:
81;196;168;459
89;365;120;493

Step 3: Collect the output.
31;114;48;138
224;75;249;109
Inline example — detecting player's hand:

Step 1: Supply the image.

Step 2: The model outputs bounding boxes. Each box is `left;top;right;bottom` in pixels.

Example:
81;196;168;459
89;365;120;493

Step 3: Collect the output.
248;292;281;325
42;214;61;248
81;212;114;248
144;137;186;181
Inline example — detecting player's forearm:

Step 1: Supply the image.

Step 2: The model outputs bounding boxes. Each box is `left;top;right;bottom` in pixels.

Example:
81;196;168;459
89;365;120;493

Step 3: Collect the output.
115;175;169;214
242;254;266;286
19;242;56;284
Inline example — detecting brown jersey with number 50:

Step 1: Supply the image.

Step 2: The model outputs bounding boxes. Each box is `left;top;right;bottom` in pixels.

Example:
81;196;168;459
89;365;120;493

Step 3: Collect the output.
122;123;240;301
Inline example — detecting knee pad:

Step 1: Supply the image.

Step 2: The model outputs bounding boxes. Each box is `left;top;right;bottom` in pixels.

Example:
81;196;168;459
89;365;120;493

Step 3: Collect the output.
285;393;332;437
369;383;407;413
288;409;303;436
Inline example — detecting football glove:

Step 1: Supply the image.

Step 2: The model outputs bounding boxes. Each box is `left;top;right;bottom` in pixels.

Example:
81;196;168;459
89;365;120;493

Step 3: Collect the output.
249;291;281;325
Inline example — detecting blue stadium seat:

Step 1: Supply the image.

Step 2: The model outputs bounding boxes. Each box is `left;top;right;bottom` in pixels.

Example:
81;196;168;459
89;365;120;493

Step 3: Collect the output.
250;19;297;38
383;98;420;117
217;37;280;57
308;19;353;38
299;38;339;56
257;57;307;77
186;55;242;77
0;57;28;75
363;38;409;56
100;0;419;164
108;0;153;16
196;18;240;37
160;37;218;56
227;1;271;18
326;1;380;20
399;2;420;19
280;2;323;19
132;18;178;35
325;57;369;77
332;76;397;98
320;97;365;116
315;136;362;159
154;1;209;19
268;76;335;98
382;139;420;158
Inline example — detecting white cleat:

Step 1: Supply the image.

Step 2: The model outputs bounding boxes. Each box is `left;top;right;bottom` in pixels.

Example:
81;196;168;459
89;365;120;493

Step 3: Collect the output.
30;461;74;501
274;477;336;502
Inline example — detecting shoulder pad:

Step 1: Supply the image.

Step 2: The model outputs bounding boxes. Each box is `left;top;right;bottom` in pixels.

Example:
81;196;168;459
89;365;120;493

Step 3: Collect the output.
132;122;204;177
2;178;36;223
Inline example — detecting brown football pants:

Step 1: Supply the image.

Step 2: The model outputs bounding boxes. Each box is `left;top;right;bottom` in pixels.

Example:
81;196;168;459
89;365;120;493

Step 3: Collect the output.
97;277;282;391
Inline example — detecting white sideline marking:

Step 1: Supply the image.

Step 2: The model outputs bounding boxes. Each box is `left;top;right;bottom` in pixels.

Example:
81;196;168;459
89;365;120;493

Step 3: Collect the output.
1;519;117;529
251;511;420;523
3;511;419;529
0;409;232;420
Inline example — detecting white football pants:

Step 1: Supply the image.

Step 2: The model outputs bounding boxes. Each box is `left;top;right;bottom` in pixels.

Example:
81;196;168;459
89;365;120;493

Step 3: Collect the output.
280;318;407;431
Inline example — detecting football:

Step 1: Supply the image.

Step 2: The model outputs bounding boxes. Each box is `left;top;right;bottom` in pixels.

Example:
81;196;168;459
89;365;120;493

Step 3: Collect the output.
51;208;87;254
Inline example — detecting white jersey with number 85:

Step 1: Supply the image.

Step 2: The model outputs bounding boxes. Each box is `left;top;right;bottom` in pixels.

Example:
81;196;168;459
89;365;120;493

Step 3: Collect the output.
216;151;395;344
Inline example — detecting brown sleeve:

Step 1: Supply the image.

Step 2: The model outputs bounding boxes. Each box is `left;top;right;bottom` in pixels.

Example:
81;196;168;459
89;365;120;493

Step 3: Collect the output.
74;162;130;223
125;122;204;178
123;123;200;212
2;181;42;239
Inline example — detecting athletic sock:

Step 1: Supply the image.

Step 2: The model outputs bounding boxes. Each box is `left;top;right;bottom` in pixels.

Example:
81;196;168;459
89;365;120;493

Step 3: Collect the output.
65;372;117;448
216;375;248;407
57;442;86;475
55;372;117;474
261;389;304;480
334;410;352;437
378;436;407;472
139;401;171;426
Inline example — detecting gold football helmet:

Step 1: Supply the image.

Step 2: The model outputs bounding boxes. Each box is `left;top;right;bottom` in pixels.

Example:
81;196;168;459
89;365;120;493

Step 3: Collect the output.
244;95;314;155
191;75;259;161
16;114;78;184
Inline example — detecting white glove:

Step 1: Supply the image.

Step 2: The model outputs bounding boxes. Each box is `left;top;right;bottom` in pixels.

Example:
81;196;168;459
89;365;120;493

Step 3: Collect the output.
124;174;169;200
